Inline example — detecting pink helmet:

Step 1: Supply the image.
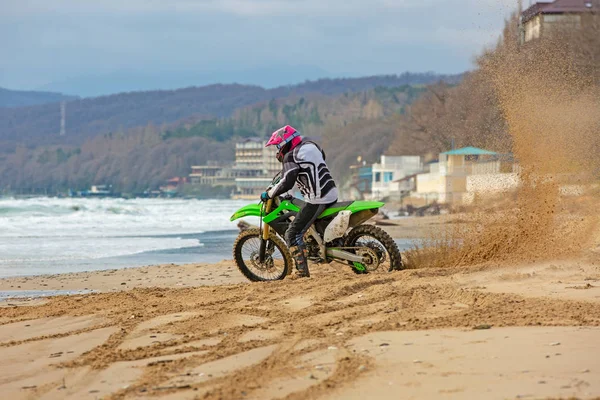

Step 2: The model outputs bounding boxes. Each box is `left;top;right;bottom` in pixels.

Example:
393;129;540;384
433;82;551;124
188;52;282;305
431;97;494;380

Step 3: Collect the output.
265;125;302;161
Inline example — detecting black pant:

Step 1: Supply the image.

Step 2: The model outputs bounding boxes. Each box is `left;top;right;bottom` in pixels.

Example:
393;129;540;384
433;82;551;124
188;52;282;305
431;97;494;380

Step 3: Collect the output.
285;202;333;248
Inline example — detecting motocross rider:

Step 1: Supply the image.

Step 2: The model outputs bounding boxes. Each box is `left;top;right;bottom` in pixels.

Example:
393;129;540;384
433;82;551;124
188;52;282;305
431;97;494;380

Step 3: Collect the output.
261;125;338;278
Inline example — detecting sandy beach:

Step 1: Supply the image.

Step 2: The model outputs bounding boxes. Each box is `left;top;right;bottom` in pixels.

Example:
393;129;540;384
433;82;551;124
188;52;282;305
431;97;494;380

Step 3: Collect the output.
3;0;600;397
1;217;599;400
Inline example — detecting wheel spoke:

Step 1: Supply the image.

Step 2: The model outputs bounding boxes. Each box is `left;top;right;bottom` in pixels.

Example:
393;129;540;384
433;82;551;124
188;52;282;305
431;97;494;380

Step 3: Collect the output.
345;226;402;273
235;231;290;281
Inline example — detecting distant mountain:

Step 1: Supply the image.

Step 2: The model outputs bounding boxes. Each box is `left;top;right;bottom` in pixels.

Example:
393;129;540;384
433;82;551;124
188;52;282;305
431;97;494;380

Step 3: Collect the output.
36;65;333;98
0;87;78;108
0;73;463;150
0;84;268;149
284;72;463;95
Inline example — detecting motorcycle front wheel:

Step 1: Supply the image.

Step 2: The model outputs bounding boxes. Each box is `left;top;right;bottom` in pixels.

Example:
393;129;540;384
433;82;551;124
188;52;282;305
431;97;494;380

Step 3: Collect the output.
233;228;293;282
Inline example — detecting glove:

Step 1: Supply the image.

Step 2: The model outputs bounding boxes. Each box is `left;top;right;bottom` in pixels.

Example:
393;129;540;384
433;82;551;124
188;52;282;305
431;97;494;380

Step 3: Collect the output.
260;192;270;202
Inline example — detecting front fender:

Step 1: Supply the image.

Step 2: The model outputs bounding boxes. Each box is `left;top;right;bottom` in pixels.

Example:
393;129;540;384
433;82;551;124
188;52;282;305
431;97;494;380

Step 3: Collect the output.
230;203;262;221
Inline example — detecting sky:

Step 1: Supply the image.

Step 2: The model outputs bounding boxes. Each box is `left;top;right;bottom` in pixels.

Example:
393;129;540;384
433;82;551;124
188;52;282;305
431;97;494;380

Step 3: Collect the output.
0;0;518;93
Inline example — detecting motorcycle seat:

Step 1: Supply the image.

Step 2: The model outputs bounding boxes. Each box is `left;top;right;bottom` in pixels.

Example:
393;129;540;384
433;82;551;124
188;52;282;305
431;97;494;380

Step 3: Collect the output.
289;198;354;218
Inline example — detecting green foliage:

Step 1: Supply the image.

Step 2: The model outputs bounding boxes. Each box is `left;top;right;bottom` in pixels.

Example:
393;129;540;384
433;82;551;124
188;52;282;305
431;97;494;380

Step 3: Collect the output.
279;97;319;127
37;150;50;164
163;86;420;145
309;105;322;124
161;119;256;141
372;85;427;114
268;99;278;116
37;147;80;164
56;148;69;163
374;84;424;98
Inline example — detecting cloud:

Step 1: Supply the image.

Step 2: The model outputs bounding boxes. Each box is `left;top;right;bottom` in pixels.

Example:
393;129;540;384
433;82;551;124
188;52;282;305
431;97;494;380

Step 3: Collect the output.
2;0;517;17
0;0;518;89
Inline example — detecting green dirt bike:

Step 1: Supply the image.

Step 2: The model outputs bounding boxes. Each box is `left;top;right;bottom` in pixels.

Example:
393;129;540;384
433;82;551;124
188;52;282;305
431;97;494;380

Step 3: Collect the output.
230;173;403;281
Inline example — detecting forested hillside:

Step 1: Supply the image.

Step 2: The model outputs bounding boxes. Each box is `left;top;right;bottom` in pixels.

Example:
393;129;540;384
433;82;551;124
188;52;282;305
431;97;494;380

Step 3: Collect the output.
0;84;267;150
163;85;424;141
0;73;461;151
0;85;429;192
0;87;77;108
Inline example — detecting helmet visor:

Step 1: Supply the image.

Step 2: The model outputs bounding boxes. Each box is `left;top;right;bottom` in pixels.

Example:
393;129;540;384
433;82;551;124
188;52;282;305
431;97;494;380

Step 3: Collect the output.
275;131;300;150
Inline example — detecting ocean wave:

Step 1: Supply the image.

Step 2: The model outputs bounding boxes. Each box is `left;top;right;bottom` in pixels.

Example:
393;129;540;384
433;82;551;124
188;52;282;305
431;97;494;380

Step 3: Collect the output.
0;198;250;276
0;198;249;236
0;236;203;264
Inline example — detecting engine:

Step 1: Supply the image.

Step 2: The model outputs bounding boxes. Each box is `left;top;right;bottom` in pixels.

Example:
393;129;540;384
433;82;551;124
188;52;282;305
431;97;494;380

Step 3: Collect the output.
305;235;321;261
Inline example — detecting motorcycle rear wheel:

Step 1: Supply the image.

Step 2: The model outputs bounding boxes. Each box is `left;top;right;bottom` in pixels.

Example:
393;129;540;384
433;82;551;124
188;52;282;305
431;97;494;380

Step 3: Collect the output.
233;228;293;282
344;224;404;272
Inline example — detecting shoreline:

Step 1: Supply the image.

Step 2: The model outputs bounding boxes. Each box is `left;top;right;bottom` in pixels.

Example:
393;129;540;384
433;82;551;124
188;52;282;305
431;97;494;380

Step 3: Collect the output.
0;215;453;286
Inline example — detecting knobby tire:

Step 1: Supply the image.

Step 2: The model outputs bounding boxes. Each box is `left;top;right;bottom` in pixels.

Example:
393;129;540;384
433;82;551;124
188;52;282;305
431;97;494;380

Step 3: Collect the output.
233;228;293;282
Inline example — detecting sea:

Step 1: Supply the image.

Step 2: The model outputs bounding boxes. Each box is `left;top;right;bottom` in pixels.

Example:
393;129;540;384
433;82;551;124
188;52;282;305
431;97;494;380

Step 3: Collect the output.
0;197;417;279
0;197;252;278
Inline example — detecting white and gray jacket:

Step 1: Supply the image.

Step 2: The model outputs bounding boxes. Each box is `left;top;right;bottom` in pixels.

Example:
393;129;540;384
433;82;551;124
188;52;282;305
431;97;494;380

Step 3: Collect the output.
268;141;338;204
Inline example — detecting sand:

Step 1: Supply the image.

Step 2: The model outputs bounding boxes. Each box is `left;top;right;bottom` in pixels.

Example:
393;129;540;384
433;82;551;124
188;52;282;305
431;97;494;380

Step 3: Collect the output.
0;216;458;296
0;219;599;399
0;261;247;295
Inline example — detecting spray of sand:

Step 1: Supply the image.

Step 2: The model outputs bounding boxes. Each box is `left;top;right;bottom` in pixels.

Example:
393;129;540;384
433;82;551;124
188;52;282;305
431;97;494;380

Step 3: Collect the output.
405;29;600;269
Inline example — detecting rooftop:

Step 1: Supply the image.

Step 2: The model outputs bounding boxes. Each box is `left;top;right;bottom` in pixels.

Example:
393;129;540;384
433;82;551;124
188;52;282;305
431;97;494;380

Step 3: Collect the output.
191;165;223;169
441;146;498;156
238;137;264;143
522;0;597;22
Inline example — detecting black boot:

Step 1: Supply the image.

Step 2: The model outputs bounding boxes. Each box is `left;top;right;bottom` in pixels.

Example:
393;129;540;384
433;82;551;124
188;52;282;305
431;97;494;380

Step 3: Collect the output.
290;246;310;278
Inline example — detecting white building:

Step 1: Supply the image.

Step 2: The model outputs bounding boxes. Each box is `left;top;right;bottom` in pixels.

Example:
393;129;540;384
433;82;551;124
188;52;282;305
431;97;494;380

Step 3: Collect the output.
415;147;519;205
371;155;423;200
233;138;280;199
189;138;280;199
520;0;597;44
235;138;279;175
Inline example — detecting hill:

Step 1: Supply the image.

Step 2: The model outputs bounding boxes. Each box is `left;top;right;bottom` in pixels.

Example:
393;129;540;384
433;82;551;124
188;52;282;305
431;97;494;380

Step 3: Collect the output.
281;72;462;95
0;73;462;150
36;65;332;97
0;85;428;192
0;84;267;150
0;87;77;108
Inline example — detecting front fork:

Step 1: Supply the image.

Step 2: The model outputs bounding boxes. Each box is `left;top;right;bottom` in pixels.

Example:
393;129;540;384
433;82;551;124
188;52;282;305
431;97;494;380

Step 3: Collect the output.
258;199;273;263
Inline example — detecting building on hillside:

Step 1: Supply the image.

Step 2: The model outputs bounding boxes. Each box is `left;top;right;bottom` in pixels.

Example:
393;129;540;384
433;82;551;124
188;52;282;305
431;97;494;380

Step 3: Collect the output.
414;146;519;205
345;161;373;200
356;165;374;198
520;0;598;43
233;137;280;199
235;137;279;175
371;155;424;200
187;138;283;199
160;177;188;196
189;165;225;185
392;173;420;204
189;164;238;187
